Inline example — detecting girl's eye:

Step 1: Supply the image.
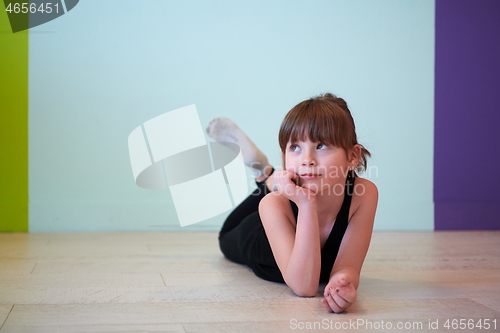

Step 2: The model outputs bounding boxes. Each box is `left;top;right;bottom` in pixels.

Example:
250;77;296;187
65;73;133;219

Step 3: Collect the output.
290;144;300;151
317;143;328;149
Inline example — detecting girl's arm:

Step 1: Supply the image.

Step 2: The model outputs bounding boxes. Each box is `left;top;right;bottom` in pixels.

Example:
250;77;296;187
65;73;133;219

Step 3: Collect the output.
322;178;378;312
258;174;322;297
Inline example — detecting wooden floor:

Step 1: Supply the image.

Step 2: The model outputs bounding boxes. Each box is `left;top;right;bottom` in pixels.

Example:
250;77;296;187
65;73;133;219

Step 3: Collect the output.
0;231;499;333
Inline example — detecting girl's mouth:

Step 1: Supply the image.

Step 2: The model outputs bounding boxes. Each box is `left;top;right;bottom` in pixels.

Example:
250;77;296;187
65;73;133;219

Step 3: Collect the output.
300;173;321;179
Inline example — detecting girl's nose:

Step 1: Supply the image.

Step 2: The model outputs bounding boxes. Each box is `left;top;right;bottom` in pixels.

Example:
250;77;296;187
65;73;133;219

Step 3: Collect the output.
302;154;316;166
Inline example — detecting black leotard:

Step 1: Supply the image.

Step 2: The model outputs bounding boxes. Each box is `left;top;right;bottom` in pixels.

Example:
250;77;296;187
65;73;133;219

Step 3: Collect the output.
219;175;354;283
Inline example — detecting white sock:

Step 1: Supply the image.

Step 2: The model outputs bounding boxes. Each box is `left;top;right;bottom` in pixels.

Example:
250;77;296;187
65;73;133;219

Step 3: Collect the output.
206;117;270;176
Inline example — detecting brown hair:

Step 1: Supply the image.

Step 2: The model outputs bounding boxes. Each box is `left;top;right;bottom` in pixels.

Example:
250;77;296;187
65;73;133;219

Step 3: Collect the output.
278;93;371;176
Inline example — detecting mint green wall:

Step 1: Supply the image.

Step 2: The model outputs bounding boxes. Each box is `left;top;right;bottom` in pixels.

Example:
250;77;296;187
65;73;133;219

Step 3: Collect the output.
0;7;28;232
29;0;434;231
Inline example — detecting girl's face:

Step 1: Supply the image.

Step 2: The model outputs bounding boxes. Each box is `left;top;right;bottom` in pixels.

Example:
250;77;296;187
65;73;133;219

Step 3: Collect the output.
284;138;357;193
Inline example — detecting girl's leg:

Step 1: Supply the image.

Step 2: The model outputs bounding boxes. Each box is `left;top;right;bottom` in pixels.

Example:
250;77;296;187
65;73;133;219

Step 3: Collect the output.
219;176;271;237
218;175;283;282
218;180;269;264
206;116;275;234
206;117;272;178
207;117;275;263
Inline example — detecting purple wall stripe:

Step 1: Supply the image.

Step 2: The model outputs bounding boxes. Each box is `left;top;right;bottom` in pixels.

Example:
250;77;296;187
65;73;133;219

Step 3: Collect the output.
434;0;500;230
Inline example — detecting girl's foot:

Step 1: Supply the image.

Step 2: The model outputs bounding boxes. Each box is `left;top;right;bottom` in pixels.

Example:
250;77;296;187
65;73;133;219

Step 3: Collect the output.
206;117;271;176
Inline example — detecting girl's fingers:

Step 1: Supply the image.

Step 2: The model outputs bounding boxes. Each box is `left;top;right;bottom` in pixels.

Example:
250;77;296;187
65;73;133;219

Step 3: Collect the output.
331;289;350;309
275;172;310;198
321;298;333;313
323;286;354;313
334;285;357;304
323;291;344;313
275;172;296;188
332;275;349;288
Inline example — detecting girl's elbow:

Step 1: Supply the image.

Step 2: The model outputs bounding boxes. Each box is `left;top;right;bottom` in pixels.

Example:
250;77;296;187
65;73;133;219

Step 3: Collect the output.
294;290;317;297
285;270;320;297
291;284;318;297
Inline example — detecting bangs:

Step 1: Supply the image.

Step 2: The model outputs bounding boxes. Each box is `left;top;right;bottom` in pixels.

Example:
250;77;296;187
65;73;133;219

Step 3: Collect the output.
278;93;371;174
279;98;354;152
287;111;339;147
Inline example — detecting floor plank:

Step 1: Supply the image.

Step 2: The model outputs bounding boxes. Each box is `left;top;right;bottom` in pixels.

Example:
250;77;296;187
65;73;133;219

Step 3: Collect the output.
0;231;499;332
2;299;498;332
0;305;13;331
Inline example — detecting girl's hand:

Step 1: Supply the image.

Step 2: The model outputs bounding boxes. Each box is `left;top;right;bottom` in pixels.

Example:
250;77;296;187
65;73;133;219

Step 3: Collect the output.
321;273;357;313
272;170;316;206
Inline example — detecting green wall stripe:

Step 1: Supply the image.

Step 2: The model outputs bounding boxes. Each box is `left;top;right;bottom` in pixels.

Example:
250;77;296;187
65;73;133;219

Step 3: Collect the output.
0;7;28;232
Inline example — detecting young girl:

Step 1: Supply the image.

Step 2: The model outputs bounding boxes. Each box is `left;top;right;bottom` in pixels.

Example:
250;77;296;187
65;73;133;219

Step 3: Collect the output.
206;93;378;313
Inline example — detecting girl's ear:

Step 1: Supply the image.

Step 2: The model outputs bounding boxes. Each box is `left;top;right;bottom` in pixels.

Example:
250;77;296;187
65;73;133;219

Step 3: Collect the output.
348;144;362;171
281;152;286;170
